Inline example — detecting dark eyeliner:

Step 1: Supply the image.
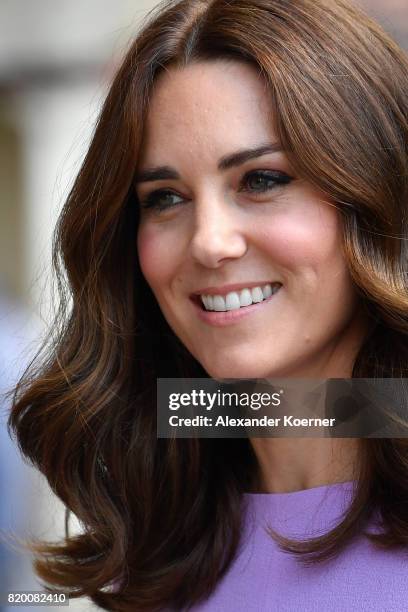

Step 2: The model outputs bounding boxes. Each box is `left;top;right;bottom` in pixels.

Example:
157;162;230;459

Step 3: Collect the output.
240;169;293;194
139;189;184;211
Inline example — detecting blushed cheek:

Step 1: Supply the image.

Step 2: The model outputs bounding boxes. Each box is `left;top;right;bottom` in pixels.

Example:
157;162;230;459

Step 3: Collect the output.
255;224;321;268
137;226;168;286
256;212;342;270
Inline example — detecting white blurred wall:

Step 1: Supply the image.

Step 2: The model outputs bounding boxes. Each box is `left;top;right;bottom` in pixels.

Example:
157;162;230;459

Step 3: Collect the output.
0;0;156;311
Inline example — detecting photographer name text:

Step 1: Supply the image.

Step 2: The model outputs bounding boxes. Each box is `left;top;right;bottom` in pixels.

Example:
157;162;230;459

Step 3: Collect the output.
168;415;336;428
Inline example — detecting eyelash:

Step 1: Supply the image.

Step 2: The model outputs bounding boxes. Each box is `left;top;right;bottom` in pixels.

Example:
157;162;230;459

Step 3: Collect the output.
139;170;293;212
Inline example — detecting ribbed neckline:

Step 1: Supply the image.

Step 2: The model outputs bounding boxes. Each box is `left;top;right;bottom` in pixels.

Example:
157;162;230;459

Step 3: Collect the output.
243;479;357;499
242;480;358;537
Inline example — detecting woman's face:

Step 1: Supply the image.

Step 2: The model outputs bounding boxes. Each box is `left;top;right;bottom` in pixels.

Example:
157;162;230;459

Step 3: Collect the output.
136;60;369;379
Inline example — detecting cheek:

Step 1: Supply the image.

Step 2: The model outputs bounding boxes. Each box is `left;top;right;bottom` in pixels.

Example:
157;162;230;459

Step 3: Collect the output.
137;225;171;287
255;205;342;270
259;213;358;325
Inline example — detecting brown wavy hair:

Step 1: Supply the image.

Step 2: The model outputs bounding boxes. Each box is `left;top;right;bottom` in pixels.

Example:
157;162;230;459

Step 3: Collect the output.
9;0;408;609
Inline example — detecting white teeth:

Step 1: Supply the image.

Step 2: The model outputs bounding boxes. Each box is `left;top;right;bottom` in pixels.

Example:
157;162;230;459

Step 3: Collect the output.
213;295;226;311
200;282;281;312
251;286;264;303
262;284;273;299
200;295;214;310
239;288;252;307
226;292;241;310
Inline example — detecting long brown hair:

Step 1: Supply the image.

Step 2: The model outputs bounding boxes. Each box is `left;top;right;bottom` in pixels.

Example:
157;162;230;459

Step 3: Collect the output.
9;0;408;609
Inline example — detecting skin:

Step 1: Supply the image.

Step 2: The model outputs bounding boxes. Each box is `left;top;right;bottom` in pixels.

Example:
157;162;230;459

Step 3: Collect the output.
136;60;370;492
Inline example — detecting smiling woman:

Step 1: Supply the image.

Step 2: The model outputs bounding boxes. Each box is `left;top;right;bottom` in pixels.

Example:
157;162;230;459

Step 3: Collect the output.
8;0;408;610
135;60;370;380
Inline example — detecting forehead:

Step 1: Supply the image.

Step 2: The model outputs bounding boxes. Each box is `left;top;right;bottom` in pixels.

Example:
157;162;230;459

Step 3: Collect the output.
139;60;277;165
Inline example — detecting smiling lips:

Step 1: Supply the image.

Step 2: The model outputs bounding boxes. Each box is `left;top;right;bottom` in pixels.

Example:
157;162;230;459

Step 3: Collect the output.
194;282;282;312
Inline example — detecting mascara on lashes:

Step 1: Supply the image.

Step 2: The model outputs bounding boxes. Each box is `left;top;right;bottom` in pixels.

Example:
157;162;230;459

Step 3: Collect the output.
139;170;293;212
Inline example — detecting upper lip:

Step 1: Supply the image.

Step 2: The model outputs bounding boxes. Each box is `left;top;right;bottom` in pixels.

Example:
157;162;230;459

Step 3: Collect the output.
191;281;281;296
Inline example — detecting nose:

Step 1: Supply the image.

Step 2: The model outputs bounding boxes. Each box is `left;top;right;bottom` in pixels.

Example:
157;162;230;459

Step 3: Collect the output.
189;195;248;268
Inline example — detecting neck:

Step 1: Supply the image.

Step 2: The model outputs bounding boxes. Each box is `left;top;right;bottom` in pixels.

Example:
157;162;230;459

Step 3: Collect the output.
248;436;361;493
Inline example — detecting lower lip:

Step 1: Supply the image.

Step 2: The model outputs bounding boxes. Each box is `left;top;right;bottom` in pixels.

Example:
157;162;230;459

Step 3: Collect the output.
191;287;282;327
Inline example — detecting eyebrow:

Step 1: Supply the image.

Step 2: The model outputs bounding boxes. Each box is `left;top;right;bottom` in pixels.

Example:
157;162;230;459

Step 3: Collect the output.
134;143;283;184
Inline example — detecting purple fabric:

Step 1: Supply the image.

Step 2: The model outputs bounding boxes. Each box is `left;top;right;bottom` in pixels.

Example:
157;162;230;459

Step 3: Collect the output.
188;481;408;611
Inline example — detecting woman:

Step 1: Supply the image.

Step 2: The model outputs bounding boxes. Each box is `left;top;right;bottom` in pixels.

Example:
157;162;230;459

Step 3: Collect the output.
9;0;408;610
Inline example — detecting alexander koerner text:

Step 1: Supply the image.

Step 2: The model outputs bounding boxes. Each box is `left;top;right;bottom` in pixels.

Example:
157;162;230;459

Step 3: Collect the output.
169;416;336;427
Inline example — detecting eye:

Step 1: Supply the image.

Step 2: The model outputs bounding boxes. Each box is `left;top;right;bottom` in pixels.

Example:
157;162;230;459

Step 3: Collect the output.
240;170;292;195
139;189;185;212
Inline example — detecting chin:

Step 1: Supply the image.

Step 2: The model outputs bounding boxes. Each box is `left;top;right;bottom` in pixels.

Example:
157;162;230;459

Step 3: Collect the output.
200;357;279;381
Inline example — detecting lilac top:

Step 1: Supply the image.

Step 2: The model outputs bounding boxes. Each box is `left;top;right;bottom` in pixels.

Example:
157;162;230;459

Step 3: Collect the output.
188;481;408;611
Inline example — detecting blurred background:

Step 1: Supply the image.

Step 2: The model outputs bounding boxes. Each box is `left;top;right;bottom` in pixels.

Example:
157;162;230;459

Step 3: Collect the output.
0;0;407;610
